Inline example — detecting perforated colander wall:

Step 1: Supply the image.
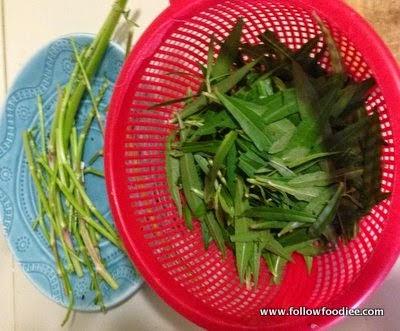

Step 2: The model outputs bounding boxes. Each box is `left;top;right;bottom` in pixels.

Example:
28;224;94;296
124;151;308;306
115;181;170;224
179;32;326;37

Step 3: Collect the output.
106;0;399;329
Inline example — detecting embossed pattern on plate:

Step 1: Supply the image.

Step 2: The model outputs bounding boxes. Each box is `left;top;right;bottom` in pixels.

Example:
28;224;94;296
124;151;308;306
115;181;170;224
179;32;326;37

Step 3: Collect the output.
0;34;143;311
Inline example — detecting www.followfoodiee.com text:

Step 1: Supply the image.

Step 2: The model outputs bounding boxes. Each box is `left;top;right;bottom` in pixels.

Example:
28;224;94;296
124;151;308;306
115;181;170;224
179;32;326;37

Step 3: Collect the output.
259;306;384;317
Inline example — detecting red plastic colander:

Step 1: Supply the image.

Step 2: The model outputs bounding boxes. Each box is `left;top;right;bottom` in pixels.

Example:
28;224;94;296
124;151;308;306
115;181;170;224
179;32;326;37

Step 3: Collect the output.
104;0;400;329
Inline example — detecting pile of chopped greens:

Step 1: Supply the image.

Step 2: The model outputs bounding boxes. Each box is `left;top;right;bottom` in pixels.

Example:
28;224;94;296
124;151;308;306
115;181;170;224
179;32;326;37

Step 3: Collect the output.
165;18;387;287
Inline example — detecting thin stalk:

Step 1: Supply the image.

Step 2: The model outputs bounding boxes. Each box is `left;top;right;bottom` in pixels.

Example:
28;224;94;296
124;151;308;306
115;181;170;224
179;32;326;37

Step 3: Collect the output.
52;192;74;273
75;224;105;310
85;194;101;261
77;110;95;165
24;131;82;280
36;196;50;242
125;30;133;58
49;227;62;277
79;220;119;289
56;127;69;184
63;163;117;236
37;95;46;156
55;178;120;247
77;80;109;163
48;226;75;327
87;149;104;167
70;127;79;158
49;88;65;160
63;0;128;147
68;128;79;232
23;132;55;222
60;260;75;327
63;242;85;263
70;126;99;250
38;157;118;248
53;94;83;276
29;151;51;242
60;50;83;116
63;228;83;277
77;175;100;265
70;39;105;135
84;167;104;177
28;140;73;269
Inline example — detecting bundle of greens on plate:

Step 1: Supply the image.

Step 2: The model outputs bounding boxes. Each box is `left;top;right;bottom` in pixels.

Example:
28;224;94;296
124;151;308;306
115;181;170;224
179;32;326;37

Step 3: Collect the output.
23;0;135;324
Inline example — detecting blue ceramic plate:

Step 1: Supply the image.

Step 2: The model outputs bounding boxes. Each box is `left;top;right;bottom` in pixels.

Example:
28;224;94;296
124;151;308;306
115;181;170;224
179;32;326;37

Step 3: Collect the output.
0;34;142;311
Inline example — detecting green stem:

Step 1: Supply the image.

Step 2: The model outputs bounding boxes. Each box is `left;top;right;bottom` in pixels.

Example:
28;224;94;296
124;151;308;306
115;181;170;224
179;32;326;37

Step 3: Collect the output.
56;127;69;184
37;95;46;156
125;30;133;58
63;227;84;277
49;227;62;277
63;0;128;147
23;132;54;219
87;149;104;167
77;80;109;163
27;134;79;274
70;126;99;250
38;155;118;255
53;193;74;273
70;39;105;135
75;223;105;310
63;162;118;237
60;260;75;327
36;196;50;242
79;221;119;289
77;110;95;165
55;178;120;247
49;87;65;160
84;167;104;177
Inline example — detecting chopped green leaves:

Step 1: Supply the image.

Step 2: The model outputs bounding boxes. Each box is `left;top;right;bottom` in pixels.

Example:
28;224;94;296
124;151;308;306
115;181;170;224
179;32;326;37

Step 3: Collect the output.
180;153;206;218
244;207;316;223
213;19;244;79
216;92;272;151
204;131;238;204
163;17;387;288
166;133;182;217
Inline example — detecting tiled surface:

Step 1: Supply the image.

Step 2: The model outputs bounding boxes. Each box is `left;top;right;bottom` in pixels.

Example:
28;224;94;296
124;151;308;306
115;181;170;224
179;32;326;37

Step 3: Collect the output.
346;0;400;60
0;2;14;330
0;0;398;330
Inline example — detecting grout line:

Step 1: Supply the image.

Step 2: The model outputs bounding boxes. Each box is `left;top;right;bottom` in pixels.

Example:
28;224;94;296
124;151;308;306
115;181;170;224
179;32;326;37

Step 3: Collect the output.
12;260;16;331
1;0;8;92
1;2;15;331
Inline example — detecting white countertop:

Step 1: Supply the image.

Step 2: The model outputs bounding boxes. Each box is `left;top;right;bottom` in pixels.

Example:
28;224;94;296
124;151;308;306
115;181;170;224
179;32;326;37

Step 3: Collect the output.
0;0;399;330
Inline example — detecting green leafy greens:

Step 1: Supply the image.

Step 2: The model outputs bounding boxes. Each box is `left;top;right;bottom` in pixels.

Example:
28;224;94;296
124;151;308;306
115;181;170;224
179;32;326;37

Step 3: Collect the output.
163;18;387;288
